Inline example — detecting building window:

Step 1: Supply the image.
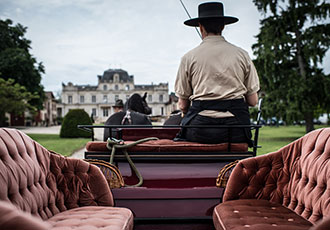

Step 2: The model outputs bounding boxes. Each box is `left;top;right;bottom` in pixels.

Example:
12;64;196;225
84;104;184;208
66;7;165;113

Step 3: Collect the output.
114;73;119;82
103;108;109;117
115;85;119;90
68;95;73;104
80;95;84;103
148;95;152;102
103;95;108;103
161;107;164;115
125;84;130;91
103;85;107;91
115;95;119;101
92;108;97;116
159;94;163;102
92;95;96;103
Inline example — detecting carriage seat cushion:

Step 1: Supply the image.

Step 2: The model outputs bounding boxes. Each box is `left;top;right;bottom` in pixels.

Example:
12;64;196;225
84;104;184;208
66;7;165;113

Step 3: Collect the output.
47;206;133;230
86;139;249;153
0;200;133;230
213;199;313;230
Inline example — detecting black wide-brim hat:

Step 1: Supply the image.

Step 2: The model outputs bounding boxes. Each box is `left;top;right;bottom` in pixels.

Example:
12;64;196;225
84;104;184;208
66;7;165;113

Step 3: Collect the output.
184;2;238;27
113;99;124;108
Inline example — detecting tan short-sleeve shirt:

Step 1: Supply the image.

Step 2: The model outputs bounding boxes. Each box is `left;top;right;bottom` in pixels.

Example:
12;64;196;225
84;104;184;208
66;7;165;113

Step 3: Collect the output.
175;35;260;101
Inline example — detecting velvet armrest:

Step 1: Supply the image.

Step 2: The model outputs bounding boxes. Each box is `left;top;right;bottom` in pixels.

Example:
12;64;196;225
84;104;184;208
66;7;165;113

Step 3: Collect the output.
0;200;50;230
223;137;303;203
47;153;114;211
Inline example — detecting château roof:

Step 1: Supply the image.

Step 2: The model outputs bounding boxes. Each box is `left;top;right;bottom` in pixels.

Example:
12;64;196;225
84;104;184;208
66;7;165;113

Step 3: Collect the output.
61;69;168;93
98;69;134;83
77;85;98;91
135;83;168;90
135;85;155;90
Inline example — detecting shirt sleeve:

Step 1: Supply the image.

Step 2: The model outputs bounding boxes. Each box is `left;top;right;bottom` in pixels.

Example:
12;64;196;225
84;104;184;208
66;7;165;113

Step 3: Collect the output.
244;57;260;95
174;55;193;99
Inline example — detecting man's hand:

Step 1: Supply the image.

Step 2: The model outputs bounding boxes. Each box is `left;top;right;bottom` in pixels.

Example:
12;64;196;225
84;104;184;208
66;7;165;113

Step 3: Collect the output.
178;97;190;114
245;93;258;107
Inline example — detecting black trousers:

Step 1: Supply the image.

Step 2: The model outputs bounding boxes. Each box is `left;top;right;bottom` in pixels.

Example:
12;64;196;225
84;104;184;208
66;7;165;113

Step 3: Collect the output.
185;114;249;144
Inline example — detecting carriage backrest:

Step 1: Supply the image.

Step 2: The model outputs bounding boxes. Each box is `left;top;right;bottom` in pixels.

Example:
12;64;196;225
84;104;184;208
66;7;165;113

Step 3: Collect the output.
116;128;180;141
0;128;112;220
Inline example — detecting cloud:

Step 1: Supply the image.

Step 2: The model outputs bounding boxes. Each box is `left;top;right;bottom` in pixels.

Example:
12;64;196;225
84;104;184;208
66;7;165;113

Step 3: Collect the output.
1;0;329;94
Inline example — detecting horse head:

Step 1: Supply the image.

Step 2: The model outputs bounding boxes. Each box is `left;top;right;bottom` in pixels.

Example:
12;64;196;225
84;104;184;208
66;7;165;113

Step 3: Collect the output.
125;92;152;115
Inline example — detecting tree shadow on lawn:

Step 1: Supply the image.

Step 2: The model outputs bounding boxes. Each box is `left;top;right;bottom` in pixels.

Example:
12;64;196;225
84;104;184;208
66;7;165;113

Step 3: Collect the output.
260;136;301;142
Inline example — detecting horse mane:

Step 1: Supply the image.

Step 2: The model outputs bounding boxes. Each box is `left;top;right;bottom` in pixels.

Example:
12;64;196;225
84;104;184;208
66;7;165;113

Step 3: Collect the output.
125;94;142;112
125;93;151;115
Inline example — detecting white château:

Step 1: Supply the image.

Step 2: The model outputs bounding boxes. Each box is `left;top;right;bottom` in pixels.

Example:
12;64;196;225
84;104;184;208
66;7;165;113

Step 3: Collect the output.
58;69;169;123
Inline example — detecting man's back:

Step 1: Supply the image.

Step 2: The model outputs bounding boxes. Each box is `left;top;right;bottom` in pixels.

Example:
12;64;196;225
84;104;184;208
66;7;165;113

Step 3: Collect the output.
176;35;259;102
174;2;259;144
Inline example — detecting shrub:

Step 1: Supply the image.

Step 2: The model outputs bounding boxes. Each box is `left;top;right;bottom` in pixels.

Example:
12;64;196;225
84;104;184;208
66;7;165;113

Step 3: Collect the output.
60;109;92;138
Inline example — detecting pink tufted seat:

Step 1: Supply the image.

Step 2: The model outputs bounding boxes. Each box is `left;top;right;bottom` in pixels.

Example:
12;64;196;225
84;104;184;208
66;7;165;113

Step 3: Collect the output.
0;128;133;230
213;128;330;230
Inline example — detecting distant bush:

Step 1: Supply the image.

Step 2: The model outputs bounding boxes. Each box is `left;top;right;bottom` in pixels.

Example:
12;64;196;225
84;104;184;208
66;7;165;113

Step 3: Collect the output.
60;109;92;138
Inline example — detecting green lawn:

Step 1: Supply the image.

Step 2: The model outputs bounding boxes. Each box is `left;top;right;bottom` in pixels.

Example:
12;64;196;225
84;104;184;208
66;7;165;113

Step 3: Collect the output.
27;134;90;157
255;125;328;155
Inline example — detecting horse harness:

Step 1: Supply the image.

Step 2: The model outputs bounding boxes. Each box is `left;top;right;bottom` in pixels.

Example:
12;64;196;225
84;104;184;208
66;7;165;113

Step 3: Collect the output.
121;110;132;124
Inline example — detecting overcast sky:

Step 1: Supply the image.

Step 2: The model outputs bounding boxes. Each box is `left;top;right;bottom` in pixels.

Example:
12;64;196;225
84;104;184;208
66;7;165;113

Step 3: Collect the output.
1;0;329;96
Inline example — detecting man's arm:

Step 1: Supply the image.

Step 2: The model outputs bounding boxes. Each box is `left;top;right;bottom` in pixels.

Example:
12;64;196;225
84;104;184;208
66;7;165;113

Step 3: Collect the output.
245;93;258;107
178;97;190;114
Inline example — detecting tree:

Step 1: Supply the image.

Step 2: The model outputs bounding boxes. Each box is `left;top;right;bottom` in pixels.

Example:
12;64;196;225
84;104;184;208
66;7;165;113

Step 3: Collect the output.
0;78;38;126
252;0;330;132
0;19;45;110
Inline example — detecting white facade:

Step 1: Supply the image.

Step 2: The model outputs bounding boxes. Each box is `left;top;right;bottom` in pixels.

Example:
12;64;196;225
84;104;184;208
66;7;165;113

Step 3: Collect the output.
58;69;169;123
39;91;57;126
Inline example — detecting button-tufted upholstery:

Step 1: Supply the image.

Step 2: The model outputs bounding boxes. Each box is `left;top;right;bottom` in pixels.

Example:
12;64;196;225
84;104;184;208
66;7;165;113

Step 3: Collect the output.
311;217;330;230
0;128;133;230
213;128;330;230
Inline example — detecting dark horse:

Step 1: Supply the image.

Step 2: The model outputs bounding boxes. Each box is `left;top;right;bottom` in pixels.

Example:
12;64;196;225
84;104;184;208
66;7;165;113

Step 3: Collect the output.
103;93;152;141
163;110;183;125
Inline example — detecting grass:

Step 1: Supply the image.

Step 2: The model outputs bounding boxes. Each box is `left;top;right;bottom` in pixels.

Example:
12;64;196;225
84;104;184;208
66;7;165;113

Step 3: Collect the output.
27;134;90;157
255;125;328;155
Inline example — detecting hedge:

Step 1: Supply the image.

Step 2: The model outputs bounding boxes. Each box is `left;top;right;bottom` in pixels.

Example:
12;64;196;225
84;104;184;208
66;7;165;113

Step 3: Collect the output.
60;109;92;138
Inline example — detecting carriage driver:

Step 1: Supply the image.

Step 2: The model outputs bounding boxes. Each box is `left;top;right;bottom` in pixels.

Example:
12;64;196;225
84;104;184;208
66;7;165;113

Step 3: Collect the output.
174;2;260;145
113;99;124;113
